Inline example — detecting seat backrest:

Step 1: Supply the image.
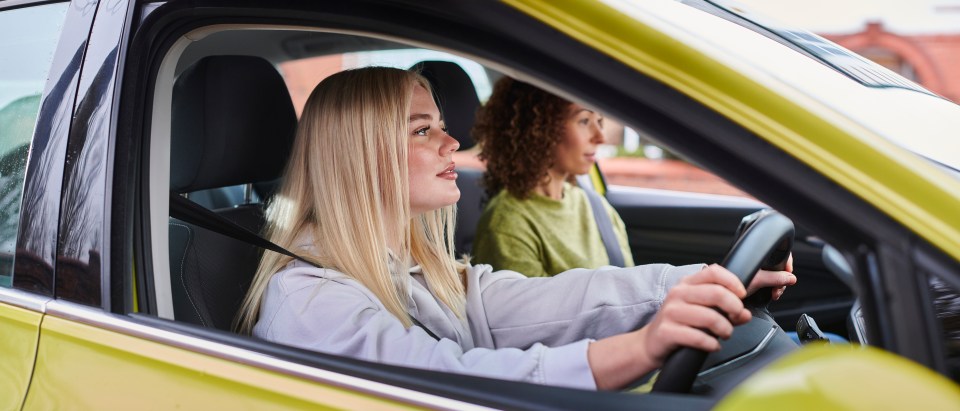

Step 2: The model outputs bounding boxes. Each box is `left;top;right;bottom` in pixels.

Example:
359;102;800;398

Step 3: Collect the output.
454;168;485;255
169;55;296;330
409;61;486;255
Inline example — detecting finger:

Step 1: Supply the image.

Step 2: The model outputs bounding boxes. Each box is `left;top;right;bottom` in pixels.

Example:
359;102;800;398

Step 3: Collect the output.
730;306;752;325
686;264;747;297
675;304;736;339
749;270;796;292
659;322;723;353
659;302;733;338
771;286;786;301
785;253;794;273
669;283;745;320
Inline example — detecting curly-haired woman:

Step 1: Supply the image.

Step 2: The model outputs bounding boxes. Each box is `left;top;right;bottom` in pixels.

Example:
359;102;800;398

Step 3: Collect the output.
472;77;633;277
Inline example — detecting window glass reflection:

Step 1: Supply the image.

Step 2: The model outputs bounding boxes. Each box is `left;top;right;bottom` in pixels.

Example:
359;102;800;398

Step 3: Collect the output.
0;3;69;287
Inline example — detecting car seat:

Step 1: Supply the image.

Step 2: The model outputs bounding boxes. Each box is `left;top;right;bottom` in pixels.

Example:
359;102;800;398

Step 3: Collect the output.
409;60;484;255
168;55;296;330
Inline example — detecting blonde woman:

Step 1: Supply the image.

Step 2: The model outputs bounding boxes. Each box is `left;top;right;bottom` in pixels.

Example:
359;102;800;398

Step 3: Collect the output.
236;67;795;391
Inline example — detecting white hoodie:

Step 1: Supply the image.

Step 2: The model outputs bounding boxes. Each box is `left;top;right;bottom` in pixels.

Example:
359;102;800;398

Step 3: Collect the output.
253;257;703;390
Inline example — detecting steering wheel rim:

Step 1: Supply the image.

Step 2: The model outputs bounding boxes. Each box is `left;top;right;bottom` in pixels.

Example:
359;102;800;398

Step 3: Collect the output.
651;210;795;394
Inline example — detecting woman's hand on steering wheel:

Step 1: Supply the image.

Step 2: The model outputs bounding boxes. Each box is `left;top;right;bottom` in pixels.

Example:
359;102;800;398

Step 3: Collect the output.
587;260;796;390
746;253;796;301
640;262;797;370
638;265;751;368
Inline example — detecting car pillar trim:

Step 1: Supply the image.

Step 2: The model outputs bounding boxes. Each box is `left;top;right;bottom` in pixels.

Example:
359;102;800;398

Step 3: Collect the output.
0;288;49;313
43;300;497;411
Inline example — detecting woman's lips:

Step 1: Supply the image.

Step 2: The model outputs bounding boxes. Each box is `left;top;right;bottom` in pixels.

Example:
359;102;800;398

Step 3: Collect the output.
437;163;458;180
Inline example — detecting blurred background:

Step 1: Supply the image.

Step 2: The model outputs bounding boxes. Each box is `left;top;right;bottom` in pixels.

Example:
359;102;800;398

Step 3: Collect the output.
598;0;960;197
736;0;960;102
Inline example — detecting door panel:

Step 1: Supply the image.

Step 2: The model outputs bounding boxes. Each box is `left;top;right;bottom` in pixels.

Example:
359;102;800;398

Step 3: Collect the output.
607;185;854;336
25;312;418;410
0;302;41;411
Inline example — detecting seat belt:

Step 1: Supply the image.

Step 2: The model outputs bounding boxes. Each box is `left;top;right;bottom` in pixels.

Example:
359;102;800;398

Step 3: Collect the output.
168;192;443;341
170;192;303;262
575;175;625;267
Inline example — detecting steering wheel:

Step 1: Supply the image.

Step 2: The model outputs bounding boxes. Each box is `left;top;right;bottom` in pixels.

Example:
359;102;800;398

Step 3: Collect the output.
651;210;795;394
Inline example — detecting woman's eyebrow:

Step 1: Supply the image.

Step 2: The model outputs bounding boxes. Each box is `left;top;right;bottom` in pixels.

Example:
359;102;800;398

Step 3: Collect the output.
409;113;433;122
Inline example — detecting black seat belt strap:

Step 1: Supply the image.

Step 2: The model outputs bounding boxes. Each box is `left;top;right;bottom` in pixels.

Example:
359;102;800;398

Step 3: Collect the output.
169;192;304;262
575;175;625;267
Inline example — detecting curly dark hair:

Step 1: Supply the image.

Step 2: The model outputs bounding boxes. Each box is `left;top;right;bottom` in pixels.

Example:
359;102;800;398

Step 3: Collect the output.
472;77;572;199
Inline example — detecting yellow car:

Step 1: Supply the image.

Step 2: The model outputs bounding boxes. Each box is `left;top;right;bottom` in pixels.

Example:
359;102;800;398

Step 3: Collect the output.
1;0;958;409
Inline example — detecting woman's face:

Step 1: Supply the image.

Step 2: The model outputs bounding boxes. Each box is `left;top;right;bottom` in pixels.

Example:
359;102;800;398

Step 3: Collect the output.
408;84;461;215
552;103;605;176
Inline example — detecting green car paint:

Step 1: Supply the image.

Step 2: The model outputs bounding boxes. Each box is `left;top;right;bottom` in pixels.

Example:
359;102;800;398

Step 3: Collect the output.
0;303;41;411
716;344;960;411
23;315;420;410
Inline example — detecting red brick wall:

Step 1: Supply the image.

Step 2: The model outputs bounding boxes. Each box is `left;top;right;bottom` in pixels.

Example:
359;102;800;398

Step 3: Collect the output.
823;22;960;103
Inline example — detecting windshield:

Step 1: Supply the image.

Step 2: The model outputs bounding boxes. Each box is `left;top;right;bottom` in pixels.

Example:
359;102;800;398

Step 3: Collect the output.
637;0;960;171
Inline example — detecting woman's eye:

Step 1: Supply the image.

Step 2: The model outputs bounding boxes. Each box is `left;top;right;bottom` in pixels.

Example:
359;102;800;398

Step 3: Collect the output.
579;118;590;125
414;126;429;136
441;126;449;134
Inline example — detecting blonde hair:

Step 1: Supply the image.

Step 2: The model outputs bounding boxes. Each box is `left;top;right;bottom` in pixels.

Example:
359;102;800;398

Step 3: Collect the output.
236;67;466;333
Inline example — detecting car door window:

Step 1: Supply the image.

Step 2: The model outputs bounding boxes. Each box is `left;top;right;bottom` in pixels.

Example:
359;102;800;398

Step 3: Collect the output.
0;2;69;288
598;121;751;197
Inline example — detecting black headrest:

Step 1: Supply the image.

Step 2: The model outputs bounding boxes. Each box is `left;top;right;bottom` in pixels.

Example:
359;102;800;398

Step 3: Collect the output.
410;61;480;151
171;55;297;193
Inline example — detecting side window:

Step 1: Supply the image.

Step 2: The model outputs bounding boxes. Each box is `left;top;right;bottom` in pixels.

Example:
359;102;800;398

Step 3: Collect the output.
599;119;750;197
280;49;491;117
280;50;491;171
0;3;69;288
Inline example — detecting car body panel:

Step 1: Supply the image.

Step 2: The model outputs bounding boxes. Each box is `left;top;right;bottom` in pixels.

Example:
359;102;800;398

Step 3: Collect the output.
0;302;41;411
716;344;960;411
24;313;420;410
505;0;960;262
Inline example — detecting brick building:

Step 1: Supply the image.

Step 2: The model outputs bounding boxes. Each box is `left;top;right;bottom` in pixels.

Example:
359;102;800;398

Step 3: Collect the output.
823;22;960;103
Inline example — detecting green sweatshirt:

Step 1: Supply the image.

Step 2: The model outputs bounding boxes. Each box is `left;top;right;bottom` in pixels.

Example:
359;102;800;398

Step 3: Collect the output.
472;183;635;277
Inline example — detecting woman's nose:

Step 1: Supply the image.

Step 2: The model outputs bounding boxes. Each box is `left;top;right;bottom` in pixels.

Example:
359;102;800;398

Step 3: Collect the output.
443;133;460;153
592;125;605;144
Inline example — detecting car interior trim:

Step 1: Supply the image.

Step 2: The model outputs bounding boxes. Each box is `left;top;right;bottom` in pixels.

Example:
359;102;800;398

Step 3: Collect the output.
697;324;779;378
606;185;764;209
148;34;195;320
43;299;497;411
0;288;49;313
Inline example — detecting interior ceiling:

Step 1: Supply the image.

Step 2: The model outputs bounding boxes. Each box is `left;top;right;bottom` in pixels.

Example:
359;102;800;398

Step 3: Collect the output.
176;29;411;74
